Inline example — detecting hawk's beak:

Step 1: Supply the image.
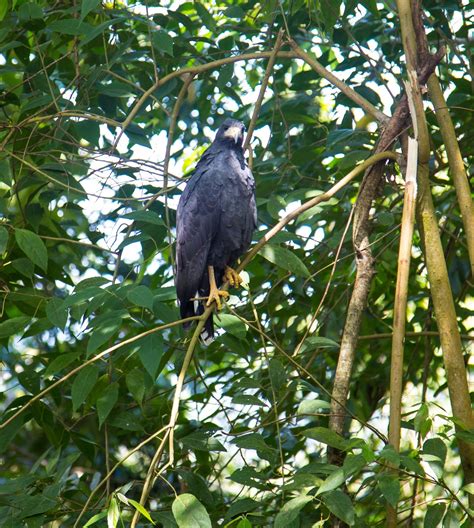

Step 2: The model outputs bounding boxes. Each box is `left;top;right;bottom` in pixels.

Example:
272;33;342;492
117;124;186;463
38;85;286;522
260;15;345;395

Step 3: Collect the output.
224;125;242;143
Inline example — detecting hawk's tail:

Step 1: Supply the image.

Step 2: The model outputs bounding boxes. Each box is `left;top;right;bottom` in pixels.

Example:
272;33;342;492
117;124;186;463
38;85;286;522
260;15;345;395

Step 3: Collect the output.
179;298;214;345
198;305;214;346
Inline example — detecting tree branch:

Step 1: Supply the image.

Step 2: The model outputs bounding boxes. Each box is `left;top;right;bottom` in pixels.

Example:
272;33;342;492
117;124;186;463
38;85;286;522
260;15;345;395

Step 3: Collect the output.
288;39;389;125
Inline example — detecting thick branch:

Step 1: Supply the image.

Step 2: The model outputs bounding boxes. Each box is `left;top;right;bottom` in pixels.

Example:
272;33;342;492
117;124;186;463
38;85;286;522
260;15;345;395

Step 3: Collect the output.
386;135;418;528
427;75;474;275
398;0;474;504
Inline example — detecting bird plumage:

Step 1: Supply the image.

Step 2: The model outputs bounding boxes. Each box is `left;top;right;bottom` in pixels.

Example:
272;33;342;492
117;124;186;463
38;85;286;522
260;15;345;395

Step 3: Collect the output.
175;118;256;342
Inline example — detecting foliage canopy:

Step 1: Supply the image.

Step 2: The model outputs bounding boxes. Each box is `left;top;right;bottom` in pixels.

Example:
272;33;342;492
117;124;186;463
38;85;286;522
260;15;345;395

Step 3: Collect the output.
0;0;472;526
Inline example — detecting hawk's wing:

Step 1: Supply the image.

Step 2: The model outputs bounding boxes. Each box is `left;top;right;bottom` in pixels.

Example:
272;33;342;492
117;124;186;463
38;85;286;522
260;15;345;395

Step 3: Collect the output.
175;154;223;306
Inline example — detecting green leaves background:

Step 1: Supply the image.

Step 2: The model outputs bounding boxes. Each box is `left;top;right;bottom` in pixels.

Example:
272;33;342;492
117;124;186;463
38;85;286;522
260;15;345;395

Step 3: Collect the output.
0;0;472;526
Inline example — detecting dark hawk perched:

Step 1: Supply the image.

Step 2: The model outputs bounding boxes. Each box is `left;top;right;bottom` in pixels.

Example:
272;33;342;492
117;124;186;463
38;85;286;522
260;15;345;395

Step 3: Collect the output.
175;118;257;343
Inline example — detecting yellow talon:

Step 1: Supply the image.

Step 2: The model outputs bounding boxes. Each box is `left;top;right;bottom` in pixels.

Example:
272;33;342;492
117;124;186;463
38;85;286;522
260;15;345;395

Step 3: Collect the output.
224;266;242;287
205;265;229;310
205;288;229;310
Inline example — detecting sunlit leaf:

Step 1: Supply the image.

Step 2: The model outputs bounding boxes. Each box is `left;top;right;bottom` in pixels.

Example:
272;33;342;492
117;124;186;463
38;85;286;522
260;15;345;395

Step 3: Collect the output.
316;468;345;496
172;493;211;528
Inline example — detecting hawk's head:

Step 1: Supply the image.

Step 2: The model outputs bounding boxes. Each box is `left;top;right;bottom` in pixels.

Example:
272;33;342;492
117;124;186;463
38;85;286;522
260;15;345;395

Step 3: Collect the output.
215;118;246;147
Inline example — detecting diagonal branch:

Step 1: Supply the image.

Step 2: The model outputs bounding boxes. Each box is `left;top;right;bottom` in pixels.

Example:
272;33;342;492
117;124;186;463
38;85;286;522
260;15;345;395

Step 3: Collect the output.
288;39;389;125
243;29;285;156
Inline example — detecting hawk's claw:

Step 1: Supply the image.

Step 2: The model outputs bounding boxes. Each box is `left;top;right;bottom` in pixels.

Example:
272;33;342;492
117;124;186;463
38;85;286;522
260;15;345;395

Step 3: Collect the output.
224;266;242;287
205;288;229;310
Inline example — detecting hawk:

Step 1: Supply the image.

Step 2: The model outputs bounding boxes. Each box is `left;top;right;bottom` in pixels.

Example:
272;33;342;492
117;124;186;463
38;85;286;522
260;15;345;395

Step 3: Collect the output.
175;118;257;343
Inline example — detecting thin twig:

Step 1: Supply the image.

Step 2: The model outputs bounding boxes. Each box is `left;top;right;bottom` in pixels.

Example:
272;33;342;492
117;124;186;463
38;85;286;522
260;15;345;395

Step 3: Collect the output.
243;29;284;155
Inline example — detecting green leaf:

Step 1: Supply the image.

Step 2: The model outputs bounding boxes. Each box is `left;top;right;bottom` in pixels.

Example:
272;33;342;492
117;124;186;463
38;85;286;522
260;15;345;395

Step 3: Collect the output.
316;468;345;496
379;445;400;467
15;228;48;271
377;473;400;508
172;493;212;528
87;319;121;355
232;394;266;406
138;332;164;379
225;498;259;521
83;512;108;527
181;431;226;452
378;211;394;226
107;496;120;528
424;503;446;528
46;297;68;329
127;285;155;311
18;2;43;21
126;368;146;405
232;433;277;462
122;210;164;225
343;454;366;477
319;0;341;33
268;358;286;392
0;1;8;22
44;352;78;377
81;0;100;20
442;510;458;528
322;490;355;525
128;499;155;524
49;19;94;35
229;467;267;490
259;244;310;277
274;495;313;528
0;226;8;253
304;427;348;451
414;403;430;437
462;483;474;495
72;365;100;412
153;30;174;56
215;314;247;339
0;415;26;454
297;399;331;415
224;6;245;18
96;382;119;428
423;438;447;479
17;492;57;518
195;2;215;30
0;316;30;338
178;470;215;508
300;336;339;352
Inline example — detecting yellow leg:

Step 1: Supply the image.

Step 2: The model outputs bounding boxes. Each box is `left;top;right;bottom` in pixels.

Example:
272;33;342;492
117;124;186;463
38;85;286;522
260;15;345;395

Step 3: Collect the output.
206;266;229;310
224;266;243;287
